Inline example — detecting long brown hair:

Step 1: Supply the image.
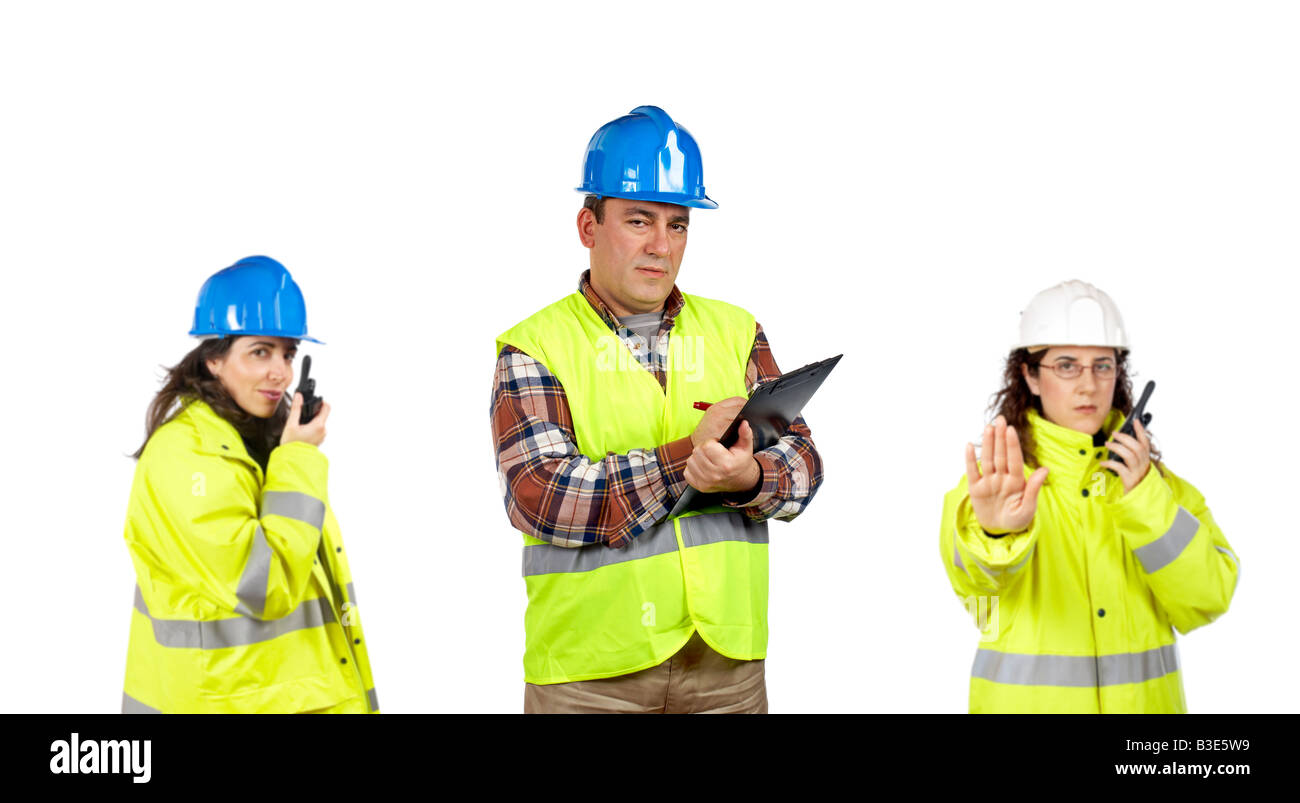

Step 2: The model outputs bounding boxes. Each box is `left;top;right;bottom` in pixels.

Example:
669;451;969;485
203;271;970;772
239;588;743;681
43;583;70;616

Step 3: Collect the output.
988;348;1158;468
134;337;291;466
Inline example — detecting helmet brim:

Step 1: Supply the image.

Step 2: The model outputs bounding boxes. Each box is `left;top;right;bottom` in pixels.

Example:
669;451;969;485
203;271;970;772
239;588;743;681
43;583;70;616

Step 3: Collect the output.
575;188;718;210
190;330;324;345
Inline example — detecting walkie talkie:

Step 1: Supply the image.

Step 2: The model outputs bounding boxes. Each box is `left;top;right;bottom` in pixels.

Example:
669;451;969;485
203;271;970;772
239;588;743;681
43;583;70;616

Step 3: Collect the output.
1107;379;1154;468
294;355;324;424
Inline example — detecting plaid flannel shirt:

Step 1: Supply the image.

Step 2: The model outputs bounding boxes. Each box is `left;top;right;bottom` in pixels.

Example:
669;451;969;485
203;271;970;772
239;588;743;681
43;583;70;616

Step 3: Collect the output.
491;271;823;548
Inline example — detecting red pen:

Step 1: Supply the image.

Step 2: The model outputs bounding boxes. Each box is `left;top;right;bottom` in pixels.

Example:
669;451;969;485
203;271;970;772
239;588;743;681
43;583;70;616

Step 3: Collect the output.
693;401;712;411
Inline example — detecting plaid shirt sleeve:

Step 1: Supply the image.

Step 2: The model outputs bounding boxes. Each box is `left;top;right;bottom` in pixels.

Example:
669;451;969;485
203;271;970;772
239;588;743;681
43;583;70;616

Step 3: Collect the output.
490;346;686;548
490;323;825;548
719;322;825;523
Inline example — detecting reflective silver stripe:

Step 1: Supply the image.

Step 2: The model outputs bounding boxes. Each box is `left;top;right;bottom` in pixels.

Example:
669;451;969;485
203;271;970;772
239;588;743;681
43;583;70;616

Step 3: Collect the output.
521;512;766;577
346;582;358;604
972;644;1179;687
133;584;150;616
263;490;326;530
233;492;326;618
1134;507;1200;573
121;692;162;714
134;585;334;649
1007;546;1035;575
678;513;768;549
971;544;1035;579
522;517;679;576
1215;545;1239;576
973;650;1096;687
953;539;966;573
1099;644;1180;685
234;525;272;619
367;687;379;711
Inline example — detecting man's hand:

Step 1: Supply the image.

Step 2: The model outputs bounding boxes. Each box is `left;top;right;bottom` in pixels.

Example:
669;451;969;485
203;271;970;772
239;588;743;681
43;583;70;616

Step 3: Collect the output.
691;396;747;448
1101;417;1152;494
685;420;762;494
280;392;330;447
965;415;1048;535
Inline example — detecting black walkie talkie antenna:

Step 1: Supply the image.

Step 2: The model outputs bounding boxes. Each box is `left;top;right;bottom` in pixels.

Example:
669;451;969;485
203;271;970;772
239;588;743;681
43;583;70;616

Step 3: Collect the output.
294;355;323;424
1107;379;1154;467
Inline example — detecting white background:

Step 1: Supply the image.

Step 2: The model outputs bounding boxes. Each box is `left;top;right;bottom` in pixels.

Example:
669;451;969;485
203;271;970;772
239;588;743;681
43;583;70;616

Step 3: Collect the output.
1;1;1295;713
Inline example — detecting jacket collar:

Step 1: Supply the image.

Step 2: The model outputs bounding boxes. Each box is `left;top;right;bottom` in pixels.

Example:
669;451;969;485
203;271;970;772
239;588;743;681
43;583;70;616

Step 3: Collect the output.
578;269;685;332
176;399;262;473
1026;407;1124;480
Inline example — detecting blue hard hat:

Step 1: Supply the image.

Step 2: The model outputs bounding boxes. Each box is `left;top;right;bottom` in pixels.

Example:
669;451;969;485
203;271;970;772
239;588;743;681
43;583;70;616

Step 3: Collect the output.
576;105;717;209
189;255;323;343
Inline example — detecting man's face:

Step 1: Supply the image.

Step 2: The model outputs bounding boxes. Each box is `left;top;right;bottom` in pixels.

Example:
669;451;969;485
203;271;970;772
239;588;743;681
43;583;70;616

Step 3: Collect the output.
578;197;690;317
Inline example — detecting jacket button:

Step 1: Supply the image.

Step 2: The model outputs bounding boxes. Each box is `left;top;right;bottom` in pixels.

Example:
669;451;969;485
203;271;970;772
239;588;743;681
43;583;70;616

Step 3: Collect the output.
354;638;361;645
1096;451;1104;459
221;445;229;450
1078;449;1086;455
1098;608;1106;617
340;657;348;664
336;547;342;552
1081;489;1090;498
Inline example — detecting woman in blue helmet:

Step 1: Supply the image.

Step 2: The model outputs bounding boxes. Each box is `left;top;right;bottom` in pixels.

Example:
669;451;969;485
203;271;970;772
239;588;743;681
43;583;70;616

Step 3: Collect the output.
120;256;379;714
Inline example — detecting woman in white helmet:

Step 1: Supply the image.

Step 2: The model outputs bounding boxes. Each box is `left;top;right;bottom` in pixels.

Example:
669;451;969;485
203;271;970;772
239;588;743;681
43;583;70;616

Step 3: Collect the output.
120;256;379;714
939;280;1239;713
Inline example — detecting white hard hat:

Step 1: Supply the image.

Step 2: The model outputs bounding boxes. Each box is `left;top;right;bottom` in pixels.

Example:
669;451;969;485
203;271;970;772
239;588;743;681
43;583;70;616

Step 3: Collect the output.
1014;280;1128;353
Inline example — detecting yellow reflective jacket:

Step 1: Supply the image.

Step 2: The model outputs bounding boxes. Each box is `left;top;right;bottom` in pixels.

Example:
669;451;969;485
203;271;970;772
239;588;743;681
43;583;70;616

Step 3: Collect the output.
940;409;1239;713
121;399;378;713
497;291;768;685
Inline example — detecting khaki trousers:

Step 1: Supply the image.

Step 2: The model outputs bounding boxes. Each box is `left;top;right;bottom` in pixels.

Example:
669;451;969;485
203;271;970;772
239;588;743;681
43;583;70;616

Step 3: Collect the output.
524;631;767;714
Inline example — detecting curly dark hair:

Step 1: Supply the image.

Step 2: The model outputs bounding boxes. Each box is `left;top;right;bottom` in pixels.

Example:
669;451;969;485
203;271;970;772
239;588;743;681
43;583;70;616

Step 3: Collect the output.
134;337;292;467
988;348;1159;468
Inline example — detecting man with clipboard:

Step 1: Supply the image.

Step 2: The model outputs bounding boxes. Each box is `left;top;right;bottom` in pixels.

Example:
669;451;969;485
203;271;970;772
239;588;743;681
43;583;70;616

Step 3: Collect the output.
490;106;826;713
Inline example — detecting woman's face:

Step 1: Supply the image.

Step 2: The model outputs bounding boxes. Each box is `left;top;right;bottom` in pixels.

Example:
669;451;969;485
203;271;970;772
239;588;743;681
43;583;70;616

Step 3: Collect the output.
206;336;297;419
1021;345;1118;435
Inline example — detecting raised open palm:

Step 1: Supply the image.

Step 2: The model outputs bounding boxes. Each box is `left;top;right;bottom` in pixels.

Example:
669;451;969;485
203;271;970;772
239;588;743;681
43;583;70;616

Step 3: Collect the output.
964;416;1049;535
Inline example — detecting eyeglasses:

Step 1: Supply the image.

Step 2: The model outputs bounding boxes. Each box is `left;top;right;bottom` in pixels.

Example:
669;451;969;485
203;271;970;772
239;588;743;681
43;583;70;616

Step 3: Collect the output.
1037;361;1117;380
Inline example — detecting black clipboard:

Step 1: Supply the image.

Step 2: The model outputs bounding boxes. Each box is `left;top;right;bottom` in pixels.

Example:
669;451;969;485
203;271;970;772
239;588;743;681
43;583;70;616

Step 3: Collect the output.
668;353;842;517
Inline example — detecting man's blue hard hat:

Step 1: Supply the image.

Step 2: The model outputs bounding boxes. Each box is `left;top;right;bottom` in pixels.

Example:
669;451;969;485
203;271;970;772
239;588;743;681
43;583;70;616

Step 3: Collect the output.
189;255;323;343
576;105;717;209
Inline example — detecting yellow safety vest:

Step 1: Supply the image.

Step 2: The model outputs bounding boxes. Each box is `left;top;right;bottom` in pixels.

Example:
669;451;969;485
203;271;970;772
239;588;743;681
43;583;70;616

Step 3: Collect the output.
498;290;768;685
940;408;1239;713
122;399;378;713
